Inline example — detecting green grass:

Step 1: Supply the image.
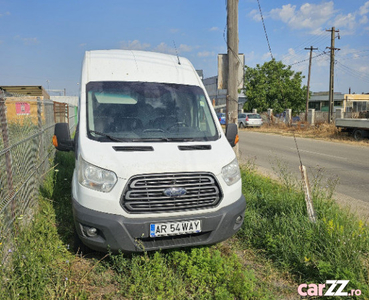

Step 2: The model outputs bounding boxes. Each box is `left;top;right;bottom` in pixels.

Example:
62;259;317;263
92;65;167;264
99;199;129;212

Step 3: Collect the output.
2;150;368;299
0;152;273;299
238;167;369;298
104;247;269;299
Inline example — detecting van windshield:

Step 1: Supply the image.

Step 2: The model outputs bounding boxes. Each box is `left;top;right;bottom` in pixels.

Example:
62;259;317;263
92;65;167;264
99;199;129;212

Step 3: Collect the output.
86;81;219;142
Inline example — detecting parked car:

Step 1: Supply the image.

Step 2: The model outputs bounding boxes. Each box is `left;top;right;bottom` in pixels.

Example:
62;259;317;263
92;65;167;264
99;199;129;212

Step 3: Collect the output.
217;112;226;125
276;111;300;123
238;113;263;128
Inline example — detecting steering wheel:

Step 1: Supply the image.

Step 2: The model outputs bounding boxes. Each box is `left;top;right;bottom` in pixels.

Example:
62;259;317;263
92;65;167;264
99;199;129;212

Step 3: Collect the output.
167;122;189;131
143;128;165;133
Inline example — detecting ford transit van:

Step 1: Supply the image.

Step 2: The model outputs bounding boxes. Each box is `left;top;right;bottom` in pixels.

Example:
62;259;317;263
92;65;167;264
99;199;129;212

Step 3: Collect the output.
53;50;246;252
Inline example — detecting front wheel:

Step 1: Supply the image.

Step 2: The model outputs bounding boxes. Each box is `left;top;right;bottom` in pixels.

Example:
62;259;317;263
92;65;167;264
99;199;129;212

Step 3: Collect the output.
239;122;245;128
353;129;364;141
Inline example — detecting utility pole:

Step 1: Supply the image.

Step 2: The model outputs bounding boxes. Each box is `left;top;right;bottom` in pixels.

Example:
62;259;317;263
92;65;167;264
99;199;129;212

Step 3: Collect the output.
226;0;239;127
227;0;239;155
304;46;318;122
326;27;340;123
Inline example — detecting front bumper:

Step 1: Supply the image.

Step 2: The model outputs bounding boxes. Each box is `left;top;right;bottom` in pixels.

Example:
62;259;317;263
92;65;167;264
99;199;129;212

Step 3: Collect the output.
72;194;246;253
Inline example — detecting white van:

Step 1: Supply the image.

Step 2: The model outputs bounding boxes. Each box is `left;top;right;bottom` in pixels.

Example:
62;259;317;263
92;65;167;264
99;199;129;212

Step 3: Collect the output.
53;50;246;253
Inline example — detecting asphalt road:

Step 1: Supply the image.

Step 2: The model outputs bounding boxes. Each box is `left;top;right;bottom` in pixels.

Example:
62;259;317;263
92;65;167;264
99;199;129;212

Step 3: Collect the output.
238;131;369;215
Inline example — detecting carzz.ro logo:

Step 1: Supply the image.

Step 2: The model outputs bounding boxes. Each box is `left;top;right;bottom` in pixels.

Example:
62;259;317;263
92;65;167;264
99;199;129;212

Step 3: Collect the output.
298;280;362;297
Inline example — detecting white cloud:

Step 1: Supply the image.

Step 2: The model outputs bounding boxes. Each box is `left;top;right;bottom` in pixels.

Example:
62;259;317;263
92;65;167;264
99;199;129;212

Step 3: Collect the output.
271;4;295;23
244;51;256;63
248;9;260;21
178;44;192;52
360;15;368;24
153;42;176;54
120;40;151;50
309;28;326;35
266;2;369;35
0;11;10;17
332;1;369;34
270;2;335;30
197;51;215;58
359;65;369;74
359;1;369;15
209;27;219;31
261;52;272;61
334;13;356;30
14;35;39;45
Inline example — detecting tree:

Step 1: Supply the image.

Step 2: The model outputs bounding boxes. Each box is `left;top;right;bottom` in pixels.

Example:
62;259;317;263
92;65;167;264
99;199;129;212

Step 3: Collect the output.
243;59;307;114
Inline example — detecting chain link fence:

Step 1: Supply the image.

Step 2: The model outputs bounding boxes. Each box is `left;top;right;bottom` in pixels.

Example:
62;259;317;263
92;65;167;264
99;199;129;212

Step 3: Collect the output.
0;93;77;263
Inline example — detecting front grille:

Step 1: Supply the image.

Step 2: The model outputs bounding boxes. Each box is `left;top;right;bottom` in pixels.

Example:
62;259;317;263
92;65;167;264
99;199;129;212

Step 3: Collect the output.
121;172;222;213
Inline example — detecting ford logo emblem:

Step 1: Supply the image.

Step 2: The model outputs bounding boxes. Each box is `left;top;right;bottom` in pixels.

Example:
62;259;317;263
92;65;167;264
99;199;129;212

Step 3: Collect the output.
163;187;187;197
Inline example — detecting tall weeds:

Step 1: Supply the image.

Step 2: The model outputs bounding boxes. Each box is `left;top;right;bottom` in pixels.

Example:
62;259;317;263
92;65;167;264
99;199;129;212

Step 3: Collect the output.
238;167;369;298
0;152;273;299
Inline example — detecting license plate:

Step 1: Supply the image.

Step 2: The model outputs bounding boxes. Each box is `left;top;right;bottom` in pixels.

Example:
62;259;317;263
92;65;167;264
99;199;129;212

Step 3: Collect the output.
150;220;201;237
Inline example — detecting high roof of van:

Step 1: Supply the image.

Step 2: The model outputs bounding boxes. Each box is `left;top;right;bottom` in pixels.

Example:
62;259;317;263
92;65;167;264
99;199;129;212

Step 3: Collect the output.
83;50;202;87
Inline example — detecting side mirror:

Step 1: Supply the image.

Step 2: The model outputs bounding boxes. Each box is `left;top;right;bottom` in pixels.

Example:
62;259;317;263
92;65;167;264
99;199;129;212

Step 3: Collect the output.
225;123;239;147
53;123;74;152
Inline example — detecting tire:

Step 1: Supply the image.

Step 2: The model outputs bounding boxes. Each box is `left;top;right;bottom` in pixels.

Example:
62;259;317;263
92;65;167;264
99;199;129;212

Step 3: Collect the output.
239;122;245;128
353;129;364;141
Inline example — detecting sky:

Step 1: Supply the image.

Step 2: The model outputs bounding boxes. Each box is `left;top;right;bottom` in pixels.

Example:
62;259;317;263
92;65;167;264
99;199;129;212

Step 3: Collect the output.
1;0;369;96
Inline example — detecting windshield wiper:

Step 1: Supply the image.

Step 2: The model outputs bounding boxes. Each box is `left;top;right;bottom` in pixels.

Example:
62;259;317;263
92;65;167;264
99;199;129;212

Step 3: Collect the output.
132;138;171;142
165;138;196;142
88;131;208;143
89;130;125;142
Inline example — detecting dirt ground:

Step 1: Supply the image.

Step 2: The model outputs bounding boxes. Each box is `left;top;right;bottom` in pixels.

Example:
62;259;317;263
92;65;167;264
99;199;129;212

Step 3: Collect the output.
253;121;369;146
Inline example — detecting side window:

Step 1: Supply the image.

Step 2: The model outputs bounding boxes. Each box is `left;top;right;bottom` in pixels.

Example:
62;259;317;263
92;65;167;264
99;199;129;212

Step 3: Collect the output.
197;95;216;135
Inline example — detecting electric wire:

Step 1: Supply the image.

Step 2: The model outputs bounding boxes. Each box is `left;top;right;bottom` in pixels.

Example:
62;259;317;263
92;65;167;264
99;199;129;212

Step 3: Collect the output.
335;60;369;83
281;33;330;67
280;31;329;62
288;51;327;67
257;0;274;60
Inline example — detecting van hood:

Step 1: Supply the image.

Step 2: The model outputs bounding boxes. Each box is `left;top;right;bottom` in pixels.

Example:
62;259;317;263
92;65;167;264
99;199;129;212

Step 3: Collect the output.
78;137;236;179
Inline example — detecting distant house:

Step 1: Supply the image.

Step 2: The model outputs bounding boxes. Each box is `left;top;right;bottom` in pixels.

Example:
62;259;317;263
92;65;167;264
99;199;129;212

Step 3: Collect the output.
0;86;50;125
309;91;369;112
202;75;246;112
51;96;78;107
0;86;50;99
51;96;79;124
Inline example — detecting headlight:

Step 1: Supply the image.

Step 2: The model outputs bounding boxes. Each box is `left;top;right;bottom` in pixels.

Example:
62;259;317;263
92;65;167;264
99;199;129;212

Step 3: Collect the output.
222;158;241;186
78;157;117;192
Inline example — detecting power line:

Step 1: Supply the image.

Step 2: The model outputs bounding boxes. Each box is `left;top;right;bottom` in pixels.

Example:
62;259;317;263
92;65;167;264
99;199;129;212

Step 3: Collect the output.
280;31;330;62
257;0;274;60
335;60;369;83
335;51;369;62
288;51;327;67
